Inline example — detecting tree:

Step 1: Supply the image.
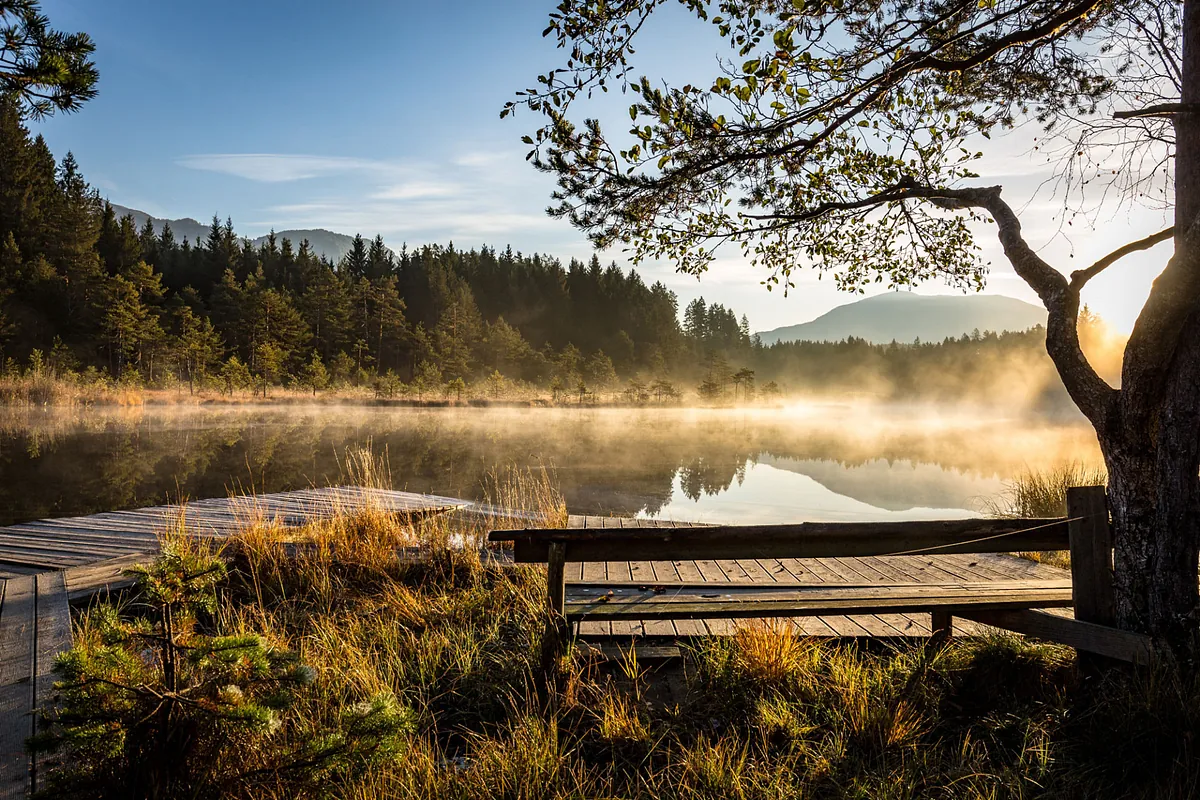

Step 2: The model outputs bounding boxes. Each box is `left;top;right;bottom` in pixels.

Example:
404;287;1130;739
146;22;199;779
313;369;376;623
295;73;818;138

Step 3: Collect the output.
33;544;411;797
412;360;441;402
299;350;329;396
219;355;252;396
732;367;756;403
584;349;617;393
172;305;222;394
0;0;98;118
515;2;1200;644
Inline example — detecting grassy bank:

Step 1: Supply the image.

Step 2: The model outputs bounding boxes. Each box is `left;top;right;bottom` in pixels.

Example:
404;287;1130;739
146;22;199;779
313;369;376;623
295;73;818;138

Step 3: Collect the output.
33;472;1196;799
0;371;786;410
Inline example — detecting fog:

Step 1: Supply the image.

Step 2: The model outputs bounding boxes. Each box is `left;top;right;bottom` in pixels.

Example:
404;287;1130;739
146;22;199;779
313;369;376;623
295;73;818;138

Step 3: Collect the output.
0;403;1101;526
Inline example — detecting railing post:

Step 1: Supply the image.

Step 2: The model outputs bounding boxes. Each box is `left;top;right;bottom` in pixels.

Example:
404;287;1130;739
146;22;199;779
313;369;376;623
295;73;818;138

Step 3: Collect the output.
540;541;570;685
1067;485;1114;627
547;541;566;615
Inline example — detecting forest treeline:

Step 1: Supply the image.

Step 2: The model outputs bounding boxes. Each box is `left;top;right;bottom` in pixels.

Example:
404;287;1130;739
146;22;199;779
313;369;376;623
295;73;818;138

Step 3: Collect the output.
0;96;1102;406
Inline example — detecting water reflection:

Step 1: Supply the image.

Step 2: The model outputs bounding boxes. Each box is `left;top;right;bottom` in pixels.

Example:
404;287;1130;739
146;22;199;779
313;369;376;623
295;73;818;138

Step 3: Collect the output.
0;405;1101;526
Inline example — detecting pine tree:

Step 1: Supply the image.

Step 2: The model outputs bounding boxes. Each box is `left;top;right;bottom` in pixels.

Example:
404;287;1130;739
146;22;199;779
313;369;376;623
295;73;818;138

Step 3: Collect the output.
50;153;103;339
340;234;368;279
366;235;393;280
0;0;98;117
298;263;351;360
172;306;222;393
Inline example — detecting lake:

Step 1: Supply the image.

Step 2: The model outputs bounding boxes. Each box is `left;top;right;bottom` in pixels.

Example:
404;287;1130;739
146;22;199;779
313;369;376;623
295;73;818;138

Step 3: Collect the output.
0;404;1103;526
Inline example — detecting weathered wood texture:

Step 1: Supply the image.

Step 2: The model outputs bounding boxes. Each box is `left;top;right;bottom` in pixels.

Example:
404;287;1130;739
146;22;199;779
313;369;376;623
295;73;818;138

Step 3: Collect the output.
1066;486;1115;627
960;608;1155;665
0;576;35;800
564;580;1073;622
0;487;470;799
498;515;1070;640
0;487;467;578
495;517;1071;562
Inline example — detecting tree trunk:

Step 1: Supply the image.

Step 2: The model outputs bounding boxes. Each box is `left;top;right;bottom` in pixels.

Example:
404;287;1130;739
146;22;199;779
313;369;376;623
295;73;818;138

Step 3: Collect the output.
1105;435;1200;643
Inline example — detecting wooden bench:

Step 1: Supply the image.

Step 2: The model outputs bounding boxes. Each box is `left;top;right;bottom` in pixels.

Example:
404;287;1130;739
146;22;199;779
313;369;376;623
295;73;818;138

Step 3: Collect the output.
489;487;1157;664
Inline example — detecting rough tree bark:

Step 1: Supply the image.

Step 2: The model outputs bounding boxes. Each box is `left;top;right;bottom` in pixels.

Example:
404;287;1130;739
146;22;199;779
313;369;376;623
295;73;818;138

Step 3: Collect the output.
1097;0;1200;645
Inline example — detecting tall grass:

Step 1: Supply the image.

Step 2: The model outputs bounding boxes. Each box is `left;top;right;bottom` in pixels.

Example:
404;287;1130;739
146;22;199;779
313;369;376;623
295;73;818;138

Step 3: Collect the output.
45;457;1200;799
984;462;1108;570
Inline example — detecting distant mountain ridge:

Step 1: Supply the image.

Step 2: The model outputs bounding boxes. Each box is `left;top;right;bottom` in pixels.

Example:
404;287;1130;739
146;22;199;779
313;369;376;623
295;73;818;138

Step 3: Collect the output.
756;292;1046;345
110;204;364;264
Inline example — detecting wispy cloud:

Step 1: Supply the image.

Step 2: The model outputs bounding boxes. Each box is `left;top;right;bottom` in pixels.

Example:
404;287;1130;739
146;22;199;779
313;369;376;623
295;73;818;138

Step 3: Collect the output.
177;153;380;182
190;145;572;248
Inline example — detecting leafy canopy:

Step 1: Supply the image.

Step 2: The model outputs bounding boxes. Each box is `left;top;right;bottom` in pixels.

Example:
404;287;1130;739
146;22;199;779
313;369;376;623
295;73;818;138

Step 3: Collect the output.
507;1;1160;292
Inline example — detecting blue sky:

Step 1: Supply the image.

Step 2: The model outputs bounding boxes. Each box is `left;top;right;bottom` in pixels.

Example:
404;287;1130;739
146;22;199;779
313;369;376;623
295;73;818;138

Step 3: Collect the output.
33;0;1173;333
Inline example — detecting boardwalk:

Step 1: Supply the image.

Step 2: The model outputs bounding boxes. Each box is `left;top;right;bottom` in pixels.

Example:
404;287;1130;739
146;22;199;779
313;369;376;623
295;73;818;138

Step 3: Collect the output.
0;495;1068;798
0;486;466;800
556;517;1069;640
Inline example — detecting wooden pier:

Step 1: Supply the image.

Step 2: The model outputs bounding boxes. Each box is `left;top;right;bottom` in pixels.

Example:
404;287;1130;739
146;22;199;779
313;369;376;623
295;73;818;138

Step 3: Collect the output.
0;489;1086;799
0;486;466;800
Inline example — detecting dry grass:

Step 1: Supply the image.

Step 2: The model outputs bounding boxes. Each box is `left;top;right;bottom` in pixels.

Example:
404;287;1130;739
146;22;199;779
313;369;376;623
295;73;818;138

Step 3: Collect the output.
983;462;1108;570
49;455;1200;799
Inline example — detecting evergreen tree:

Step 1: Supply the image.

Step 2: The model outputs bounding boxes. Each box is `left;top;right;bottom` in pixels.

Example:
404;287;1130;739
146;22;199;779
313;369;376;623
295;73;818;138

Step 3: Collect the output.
0;0;98;117
340;234;368;278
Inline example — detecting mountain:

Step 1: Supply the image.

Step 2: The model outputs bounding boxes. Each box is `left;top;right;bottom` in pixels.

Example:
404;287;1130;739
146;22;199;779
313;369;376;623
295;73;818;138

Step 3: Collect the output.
109;204;363;264
755;291;1046;345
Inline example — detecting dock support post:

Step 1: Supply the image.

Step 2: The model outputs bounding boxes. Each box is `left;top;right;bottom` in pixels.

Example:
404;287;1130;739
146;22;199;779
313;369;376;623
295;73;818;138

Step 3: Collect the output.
929;609;953;650
547;541;566;615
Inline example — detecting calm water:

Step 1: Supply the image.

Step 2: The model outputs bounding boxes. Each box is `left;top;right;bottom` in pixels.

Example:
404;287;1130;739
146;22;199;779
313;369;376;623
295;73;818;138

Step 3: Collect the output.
0;404;1102;526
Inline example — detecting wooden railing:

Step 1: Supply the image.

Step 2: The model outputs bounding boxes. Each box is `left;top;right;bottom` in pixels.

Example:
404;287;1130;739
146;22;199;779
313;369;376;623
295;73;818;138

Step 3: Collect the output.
491;486;1154;664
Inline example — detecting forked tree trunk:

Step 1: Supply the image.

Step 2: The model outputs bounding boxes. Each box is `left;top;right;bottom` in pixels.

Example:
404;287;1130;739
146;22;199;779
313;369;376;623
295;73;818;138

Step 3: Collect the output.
1084;0;1200;648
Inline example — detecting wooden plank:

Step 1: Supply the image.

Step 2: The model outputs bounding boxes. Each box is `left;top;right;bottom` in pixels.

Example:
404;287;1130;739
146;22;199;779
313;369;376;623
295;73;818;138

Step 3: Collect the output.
844;558;933;635
565;583;1074;622
772;557;873;637
498;517;1072;560
0;576;36;799
666;560;709;637
33;572;71;793
826;558;918;637
1067;486;1115;627
576;642;682;661
686;558;737;636
64;554;149;600
576;554;611;638
960;608;1154;664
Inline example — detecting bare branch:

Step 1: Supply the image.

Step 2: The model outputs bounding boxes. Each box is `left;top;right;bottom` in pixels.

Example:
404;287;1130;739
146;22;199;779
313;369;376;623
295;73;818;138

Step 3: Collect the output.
1069;227;1176;291
1114;102;1200;119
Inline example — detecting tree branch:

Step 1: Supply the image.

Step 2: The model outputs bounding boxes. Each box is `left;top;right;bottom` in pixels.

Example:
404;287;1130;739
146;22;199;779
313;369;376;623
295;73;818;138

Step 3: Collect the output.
1114;102;1200;119
1069;227;1176;291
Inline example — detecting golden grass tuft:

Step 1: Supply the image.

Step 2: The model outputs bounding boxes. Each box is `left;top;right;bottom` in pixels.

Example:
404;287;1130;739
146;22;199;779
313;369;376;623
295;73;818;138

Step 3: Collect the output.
729;619;817;686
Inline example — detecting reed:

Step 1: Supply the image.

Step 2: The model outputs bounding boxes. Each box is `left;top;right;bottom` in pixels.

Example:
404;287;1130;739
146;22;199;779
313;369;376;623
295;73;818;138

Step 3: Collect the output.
984;462;1108;569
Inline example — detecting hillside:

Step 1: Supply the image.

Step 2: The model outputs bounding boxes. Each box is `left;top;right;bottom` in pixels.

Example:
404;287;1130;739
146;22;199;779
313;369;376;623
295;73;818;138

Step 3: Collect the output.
756;291;1046;345
110;204;363;263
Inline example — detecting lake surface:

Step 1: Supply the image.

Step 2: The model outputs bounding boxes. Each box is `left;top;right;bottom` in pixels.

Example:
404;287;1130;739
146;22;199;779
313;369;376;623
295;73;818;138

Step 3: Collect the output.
0;404;1103;526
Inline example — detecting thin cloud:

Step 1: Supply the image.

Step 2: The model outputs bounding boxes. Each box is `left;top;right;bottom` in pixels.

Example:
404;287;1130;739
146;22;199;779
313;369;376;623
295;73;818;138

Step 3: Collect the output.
178;153;380;182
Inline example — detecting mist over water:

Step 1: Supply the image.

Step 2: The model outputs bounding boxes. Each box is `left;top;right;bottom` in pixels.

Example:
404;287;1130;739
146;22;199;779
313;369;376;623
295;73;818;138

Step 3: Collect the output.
0;405;1101;526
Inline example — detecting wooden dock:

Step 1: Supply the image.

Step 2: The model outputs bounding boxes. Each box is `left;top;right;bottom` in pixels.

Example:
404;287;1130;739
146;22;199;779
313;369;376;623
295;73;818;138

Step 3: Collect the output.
548;517;1068;640
0;486;467;799
0;493;1072;798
